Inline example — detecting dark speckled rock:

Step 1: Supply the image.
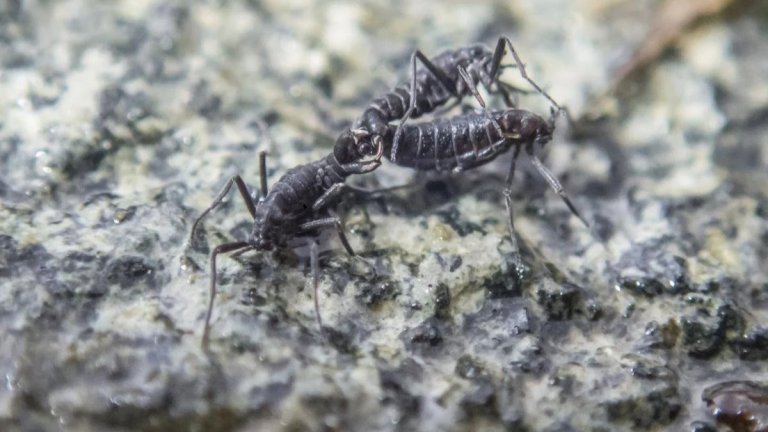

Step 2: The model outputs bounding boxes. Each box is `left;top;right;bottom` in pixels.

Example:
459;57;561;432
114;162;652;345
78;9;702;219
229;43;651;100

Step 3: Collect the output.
1;0;767;431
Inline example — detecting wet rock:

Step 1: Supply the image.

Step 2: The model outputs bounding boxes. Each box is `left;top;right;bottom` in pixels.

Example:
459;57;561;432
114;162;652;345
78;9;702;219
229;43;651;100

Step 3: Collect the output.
0;234;19;277
189;80;223;119
321;323;357;355
459;379;496;416
434;204;485;237
1;0;767;430
378;359;423;427
433;283;451;319
617;276;666;298
400;317;449;356
680;318;724;359
731;327;768;361
689;421;719;432
640;320;680;351
354;279;399;308
96;85;164;145
584;300;604;322
603;385;682;429
615;255;694;298
496;375;526;430
455;355;490;381
680;302;745;359
54;251;109;298
462;298;531;353
535;281;581;321
485;260;530;299
104;255;159;290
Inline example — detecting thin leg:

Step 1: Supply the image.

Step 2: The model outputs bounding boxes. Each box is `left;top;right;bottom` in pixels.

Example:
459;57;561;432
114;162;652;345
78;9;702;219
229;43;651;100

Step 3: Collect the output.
258;151;268;199
251;115;274;198
392;50;458;162
298;213;356;256
489;38;508;86
189;175;257;243
457;65;486;107
312;183;348;213
201;240;252;351
328;208;356;256
503;146;523;257
483;59;533;108
506;146;522;186
414;50;457;95
457;65;503;138
526;150;590;229
392;52;422;162
309;241;323;332
489;36;562;113
345;180;424;199
496;81;516;108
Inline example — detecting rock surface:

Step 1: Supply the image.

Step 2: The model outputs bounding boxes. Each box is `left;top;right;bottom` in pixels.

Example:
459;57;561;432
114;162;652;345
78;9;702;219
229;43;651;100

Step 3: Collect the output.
1;1;767;431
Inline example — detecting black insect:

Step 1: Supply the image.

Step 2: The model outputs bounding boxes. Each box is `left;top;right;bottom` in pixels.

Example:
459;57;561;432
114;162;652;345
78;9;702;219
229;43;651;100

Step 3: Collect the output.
189;128;383;350
377;82;588;254
346;36;587;253
346;36;561;163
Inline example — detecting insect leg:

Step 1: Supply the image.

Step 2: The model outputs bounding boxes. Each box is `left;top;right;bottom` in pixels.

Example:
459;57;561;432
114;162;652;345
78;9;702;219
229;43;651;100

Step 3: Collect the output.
190;175;257;243
489;37;562;113
251;115;274;197
344;180;424;198
311;183;348;213
496;81;516;107
309;240;323;332
298;212;356;256
489;37;508;85
484;61;530;108
457;65;503;138
202;240;253;351
392;50;457;162
503;146;523;257
415;50;457;95
258;150;268;199
526;149;590;229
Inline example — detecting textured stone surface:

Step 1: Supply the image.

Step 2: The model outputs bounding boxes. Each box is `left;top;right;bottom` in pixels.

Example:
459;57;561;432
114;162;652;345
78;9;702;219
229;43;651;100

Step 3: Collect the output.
1;1;767;431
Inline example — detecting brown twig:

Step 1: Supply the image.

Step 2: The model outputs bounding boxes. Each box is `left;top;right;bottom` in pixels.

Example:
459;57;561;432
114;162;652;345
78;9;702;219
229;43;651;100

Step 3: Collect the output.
611;0;737;89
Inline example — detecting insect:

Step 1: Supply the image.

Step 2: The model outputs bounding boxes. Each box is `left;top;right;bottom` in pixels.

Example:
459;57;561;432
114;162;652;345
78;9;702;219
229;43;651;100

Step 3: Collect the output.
189;127;383;350
347;37;586;252
375;68;589;254
346;36;560;163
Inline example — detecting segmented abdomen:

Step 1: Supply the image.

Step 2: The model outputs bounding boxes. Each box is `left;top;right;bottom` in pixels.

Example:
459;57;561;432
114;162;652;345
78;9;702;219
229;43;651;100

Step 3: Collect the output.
354;45;494;135
386;111;509;172
255;157;345;239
